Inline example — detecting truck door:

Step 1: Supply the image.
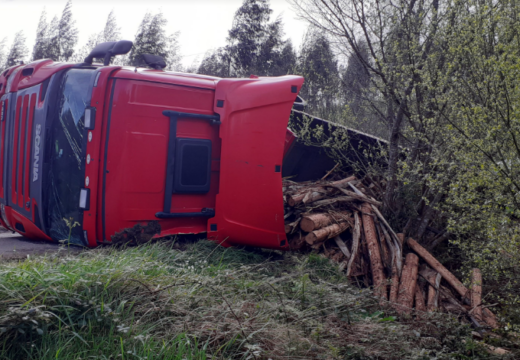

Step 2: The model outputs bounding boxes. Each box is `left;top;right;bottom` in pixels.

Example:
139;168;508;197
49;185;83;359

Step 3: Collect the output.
100;78;219;241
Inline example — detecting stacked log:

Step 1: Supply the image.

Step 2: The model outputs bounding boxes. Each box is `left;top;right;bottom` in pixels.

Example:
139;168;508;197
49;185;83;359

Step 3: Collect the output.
283;174;499;329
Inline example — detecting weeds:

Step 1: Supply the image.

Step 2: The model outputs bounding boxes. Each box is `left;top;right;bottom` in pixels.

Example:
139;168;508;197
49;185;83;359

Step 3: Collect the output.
0;241;509;359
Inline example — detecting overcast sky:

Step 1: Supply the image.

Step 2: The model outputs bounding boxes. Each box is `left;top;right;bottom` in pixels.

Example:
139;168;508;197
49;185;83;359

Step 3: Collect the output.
0;0;309;67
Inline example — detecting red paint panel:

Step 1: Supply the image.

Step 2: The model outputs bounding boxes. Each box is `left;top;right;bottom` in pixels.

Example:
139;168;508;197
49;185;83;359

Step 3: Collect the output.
103;79;218;240
24;94;36;207
11;96;22;204
0;99;7;200
17;95;29;206
7;207;52;241
209;76;304;249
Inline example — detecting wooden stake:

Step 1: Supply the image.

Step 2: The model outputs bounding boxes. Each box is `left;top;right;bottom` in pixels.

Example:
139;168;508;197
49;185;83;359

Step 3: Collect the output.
361;203;387;300
396;253;419;314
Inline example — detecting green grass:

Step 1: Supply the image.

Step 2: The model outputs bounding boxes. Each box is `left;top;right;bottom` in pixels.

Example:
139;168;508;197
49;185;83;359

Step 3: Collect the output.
0;240;511;359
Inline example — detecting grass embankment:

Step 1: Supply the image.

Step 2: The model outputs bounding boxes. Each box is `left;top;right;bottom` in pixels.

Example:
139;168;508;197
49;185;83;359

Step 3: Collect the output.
0;240;512;359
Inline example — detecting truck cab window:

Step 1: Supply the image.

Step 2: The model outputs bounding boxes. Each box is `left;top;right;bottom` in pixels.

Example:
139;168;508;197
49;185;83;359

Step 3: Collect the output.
43;69;95;244
174;138;212;193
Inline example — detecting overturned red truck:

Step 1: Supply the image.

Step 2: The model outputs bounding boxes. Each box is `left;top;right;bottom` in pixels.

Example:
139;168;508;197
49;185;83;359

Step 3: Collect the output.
0;40;379;248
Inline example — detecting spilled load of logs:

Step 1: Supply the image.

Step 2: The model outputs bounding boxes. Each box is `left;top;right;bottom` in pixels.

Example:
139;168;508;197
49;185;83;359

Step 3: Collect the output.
283;175;498;329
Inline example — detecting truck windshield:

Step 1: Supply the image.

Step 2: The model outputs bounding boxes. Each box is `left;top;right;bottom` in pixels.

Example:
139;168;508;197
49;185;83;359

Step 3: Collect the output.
43;68;95;244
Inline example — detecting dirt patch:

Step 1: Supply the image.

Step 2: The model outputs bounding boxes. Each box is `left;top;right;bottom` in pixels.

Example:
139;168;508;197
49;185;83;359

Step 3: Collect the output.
111;221;161;246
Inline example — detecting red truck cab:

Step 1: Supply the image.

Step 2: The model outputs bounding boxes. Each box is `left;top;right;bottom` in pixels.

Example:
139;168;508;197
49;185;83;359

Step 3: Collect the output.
0;41;303;249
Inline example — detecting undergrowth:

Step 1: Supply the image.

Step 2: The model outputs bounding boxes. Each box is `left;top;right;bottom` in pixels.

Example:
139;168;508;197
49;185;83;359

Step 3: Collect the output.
0;240;512;359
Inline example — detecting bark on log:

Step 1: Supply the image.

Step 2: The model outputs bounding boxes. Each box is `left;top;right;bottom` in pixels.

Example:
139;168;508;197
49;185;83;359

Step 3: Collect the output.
284;219;300;234
415;283;427;313
408;238;499;328
305;222;350;245
483;308;499;329
396;253;419;314
376;223;392;271
425;270;441;312
287;176;357;206
321;185;382;206
331;176;357;186
361;203;387;300
300;213;349;232
389;262;400;303
470;268;483;322
346;211;361;276
373;207;402;274
407;238;467;298
334;236;351;259
289;233;305;250
312;196;356;207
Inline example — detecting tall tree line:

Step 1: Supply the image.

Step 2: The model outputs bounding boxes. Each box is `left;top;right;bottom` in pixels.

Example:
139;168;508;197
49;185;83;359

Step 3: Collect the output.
198;0;297;77
1;3;183;71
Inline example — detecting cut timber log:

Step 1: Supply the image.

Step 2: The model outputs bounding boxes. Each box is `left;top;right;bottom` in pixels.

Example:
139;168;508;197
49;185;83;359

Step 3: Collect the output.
320;185;382;206
407;238;498;328
396;253;419;314
346;212;361;276
284;219;300;234
312;196;356;207
331;175;357;186
361;203;387;300
389;262;400;303
289;233;306;250
407;238;467;297
423;269;441;312
415;284;427;313
287;176;357;206
305;222;350;245
334;236;351;259
470;268;483;322
300;212;349;232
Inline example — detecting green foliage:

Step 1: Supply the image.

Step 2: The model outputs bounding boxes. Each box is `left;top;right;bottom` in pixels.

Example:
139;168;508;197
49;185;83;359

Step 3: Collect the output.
5;31;28;68
198;0;295;77
128;12;182;71
57;0;78;61
295;28;340;119
294;0;520;327
0;242;498;359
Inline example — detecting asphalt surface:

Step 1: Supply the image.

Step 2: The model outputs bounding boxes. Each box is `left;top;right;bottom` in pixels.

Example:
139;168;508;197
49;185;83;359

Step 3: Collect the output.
0;228;82;260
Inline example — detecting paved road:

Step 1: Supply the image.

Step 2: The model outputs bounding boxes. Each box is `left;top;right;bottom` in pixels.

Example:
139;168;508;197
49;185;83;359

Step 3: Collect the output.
0;229;81;260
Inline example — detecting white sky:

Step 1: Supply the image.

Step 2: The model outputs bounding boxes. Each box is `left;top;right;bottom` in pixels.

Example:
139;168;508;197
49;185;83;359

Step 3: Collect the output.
0;0;309;67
